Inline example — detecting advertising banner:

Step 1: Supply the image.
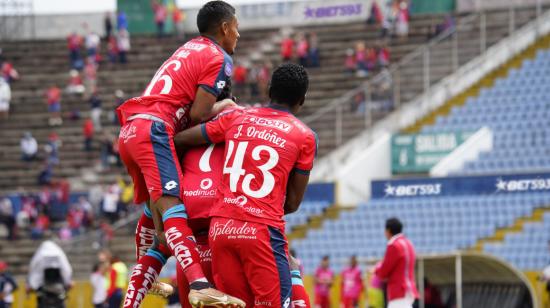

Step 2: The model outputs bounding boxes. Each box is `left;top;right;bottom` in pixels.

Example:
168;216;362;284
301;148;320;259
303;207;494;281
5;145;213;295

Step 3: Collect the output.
371;172;550;199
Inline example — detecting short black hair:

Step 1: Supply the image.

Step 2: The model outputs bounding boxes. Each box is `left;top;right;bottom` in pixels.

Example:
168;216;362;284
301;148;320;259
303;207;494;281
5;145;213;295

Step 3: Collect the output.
269;63;309;106
385;217;403;236
197;1;236;35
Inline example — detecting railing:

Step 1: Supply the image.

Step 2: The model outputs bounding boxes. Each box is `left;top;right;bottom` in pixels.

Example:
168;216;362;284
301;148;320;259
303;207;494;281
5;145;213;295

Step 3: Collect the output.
304;2;546;151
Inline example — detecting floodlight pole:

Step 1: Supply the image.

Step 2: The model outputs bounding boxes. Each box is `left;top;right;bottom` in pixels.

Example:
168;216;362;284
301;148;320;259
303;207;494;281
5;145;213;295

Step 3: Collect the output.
455;254;463;308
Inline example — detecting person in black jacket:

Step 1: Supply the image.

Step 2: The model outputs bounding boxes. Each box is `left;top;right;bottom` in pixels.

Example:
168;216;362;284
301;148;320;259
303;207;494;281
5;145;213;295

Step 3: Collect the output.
0;261;18;308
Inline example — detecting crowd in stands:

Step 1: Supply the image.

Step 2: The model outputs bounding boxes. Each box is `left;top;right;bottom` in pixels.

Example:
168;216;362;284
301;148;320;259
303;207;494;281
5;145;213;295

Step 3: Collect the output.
280;31;320;68
232;61;273;103
151;0;187;39
345;41;390;78
368;0;410;40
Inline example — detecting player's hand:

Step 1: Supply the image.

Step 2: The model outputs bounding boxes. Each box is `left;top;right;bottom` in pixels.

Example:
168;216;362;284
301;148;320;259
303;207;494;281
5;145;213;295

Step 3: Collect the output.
289;255;301;271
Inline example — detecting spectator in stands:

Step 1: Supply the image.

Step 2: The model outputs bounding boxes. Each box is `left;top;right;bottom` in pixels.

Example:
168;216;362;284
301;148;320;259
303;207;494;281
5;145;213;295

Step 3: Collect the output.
314;255;334;308
83;118;94;152
375;217;418;308
102;184;120;223
45;85;62;126
257;61;272;101
98;250;127;308
296;32;309;67
341;255;364;308
0;261;17;308
172;7;185;39
91;262;107;308
395;1;409;39
89;91;103;131
67;203;85;236
430;14;455;39
345;48;356;75
59;223;72;241
1;62;19;84
367;1;383;26
85;30;101;63
308;32;320;67
0;77;11;120
281;34;294;62
104;12;113;40
233;62;247;95
100;132;120;170
0;199;15;240
377;44;390;68
20;132;38;162
84;58;97;98
351;90;366;114
152;1;168;38
110;89;125;124
44;132;61;166
247;64;260;98
116;29;131;64
107;36;118;64
30;211;49;240
366;46;377;71
355;42;368;77
65;69;85;95
37;163;53;186
67;32;83;69
117;11;128;31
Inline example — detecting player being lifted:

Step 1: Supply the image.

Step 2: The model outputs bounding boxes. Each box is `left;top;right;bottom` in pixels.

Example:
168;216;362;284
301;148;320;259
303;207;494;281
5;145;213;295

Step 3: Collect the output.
175;63;317;308
116;1;244;307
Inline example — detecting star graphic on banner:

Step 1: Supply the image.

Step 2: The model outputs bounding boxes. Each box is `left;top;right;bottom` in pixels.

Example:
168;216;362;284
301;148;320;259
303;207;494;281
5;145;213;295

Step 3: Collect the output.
304;7;315;18
384;184;396;196
495;178;507;191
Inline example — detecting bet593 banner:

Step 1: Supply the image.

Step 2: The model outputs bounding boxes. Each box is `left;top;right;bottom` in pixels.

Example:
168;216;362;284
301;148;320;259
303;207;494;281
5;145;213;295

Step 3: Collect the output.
391;131;473;174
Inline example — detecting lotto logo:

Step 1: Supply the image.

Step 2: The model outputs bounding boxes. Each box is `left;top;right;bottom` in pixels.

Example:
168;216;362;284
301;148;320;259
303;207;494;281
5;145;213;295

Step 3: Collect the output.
283;297;291;308
164;180;178;191
217;80;226;89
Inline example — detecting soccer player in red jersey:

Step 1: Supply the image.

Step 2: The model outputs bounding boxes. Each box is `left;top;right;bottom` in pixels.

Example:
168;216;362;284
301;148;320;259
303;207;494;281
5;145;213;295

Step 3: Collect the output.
175;63;317;308
117;1;244;307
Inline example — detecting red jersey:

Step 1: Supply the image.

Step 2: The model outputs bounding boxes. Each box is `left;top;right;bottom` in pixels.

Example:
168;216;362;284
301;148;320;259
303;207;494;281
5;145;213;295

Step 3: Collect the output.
202;105;317;228
181;144;224;220
117;36;233;132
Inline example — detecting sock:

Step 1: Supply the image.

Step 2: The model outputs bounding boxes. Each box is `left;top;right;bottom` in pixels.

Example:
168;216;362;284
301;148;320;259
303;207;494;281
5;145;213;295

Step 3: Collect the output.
123;247;168;308
162;204;206;286
291;270;311;308
135;206;156;261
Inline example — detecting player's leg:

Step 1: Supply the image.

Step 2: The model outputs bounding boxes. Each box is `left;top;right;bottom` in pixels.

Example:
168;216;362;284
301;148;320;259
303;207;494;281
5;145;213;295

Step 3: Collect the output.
135;202;156;260
209;217;254;307
240;221;292;308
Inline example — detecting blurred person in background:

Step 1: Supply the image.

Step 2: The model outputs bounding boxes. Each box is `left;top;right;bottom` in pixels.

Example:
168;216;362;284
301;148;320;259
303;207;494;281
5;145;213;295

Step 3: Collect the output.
314;255;334;308
355;42;368;77
0;261;17;308
28;240;73;308
44;132;61;166
30;211;50;240
85;29;101;63
107;35;118;64
345;48;355;75
104;12;113;40
0;77;11;120
414;278;443;308
394;1;409;39
117;11;128;31
281;33;294;62
296;32;309;67
233;61;247;95
1;62;19;84
0;199;15;240
99;250;127;308
116;29;131;64
102;183;120;223
45;85;62;126
67;32;83;69
89;91;103;131
83;118;94;152
375;218;418;308
308;32;320;67
111;89;125;124
172;7;185;39
90;262;107;308
152;0;168;38
83;58;97;98
341;255;364;308
20;132;38;162
65;69;85;95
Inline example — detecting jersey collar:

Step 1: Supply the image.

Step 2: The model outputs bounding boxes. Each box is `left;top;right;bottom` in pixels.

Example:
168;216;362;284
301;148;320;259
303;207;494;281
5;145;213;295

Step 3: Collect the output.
201;35;230;57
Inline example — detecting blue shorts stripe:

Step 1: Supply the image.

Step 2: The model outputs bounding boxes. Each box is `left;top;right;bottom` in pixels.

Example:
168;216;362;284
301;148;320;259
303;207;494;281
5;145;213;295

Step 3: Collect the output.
162;204;188;222
150;121;181;198
143;206;153;218
268;226;291;308
146;248;167;265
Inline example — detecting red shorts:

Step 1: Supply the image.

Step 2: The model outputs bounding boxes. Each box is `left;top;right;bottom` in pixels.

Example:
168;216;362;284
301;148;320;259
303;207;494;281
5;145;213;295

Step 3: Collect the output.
176;220;212;308
118;118;183;204
209;217;292;308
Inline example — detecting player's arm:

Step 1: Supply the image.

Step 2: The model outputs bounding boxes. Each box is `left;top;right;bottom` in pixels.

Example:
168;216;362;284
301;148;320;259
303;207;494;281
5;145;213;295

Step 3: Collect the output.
284;171;310;214
174;110;234;156
190;89;236;125
174;125;209;158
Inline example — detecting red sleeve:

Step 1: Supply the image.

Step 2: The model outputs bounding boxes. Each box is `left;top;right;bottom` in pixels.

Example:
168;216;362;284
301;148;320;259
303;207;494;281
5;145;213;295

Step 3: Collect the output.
198;53;232;98
294;131;318;175
203;109;240;144
107;268;117;297
291;284;311;308
375;244;399;280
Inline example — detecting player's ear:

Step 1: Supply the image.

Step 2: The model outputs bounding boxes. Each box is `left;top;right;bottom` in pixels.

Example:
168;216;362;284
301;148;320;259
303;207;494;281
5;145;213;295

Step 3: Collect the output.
221;21;229;36
298;96;305;106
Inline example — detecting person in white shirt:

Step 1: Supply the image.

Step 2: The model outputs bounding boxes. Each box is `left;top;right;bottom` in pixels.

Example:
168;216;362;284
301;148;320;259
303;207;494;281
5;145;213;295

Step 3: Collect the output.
0;77;10;119
85;31;101;61
90;263;107;308
21;132;38;162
